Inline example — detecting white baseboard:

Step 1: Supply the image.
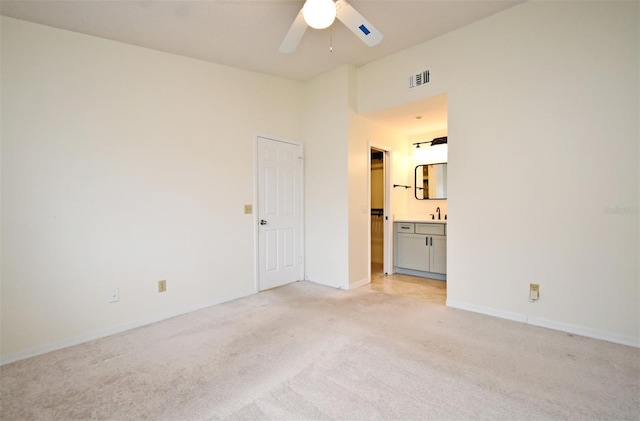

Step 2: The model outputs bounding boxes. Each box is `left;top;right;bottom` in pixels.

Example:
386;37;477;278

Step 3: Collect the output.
307;279;344;289
0;289;255;366
348;278;370;290
446;300;528;323
446;299;640;348
528;316;640;348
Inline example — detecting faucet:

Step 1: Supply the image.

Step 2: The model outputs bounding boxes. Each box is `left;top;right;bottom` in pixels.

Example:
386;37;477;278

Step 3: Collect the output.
436;207;441;220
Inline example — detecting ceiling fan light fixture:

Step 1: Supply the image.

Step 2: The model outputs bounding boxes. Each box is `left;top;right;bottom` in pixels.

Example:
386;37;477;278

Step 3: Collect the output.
303;0;337;29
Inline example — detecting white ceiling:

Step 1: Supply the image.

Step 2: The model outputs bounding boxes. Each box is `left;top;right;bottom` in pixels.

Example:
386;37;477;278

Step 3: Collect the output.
0;0;523;134
362;93;449;136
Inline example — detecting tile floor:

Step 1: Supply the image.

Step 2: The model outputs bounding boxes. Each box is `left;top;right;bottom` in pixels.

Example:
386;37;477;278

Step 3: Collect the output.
367;263;446;305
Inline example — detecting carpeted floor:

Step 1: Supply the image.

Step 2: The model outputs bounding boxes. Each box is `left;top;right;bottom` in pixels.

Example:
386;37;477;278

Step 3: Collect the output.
1;281;638;420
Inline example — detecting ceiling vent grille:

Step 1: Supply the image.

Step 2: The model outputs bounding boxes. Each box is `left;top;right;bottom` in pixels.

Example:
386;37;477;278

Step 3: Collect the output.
408;70;430;90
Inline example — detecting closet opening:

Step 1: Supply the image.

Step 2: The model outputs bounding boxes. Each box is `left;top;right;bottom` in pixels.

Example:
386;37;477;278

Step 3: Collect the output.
370;148;386;278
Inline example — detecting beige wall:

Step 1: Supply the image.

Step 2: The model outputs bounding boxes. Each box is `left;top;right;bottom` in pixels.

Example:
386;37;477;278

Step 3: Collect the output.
358;1;639;345
348;109;406;288
1;17;303;361
303;65;407;289
302;66;351;289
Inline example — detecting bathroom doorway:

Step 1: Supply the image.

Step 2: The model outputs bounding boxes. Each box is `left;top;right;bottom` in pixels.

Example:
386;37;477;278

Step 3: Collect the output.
367;145;445;305
363;94;448;305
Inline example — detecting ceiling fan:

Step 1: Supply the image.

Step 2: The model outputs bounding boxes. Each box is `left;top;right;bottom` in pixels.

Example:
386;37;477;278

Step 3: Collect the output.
280;0;383;53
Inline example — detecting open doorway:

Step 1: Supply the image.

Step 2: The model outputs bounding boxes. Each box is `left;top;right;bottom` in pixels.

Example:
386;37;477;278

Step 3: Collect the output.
370;148;385;277
369;145;446;305
364;94;448;305
368;144;446;305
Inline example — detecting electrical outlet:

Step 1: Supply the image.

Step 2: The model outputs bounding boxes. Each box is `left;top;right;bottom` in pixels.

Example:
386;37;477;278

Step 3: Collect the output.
244;204;252;214
529;283;540;301
110;288;119;303
158;280;167;293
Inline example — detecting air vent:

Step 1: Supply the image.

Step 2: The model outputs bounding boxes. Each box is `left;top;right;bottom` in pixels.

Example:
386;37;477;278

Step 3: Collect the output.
408;69;431;90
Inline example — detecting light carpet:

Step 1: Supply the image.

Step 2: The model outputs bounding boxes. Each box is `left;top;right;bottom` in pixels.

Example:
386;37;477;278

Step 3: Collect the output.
1;281;638;420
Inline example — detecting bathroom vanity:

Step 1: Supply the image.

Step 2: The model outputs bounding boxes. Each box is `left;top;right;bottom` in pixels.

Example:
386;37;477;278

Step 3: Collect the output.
394;220;447;280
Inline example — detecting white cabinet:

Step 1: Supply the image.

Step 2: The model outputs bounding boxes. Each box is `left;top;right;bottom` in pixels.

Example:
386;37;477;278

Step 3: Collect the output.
394;222;446;278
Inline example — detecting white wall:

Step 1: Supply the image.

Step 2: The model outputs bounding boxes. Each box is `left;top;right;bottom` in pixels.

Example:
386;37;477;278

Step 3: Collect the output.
302;66;350;288
348;109;406;287
303;64;408;289
1;17;303;361
358;1;639;345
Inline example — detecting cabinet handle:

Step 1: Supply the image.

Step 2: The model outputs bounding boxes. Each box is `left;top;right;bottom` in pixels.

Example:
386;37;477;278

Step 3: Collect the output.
425;236;428;246
430;237;433;246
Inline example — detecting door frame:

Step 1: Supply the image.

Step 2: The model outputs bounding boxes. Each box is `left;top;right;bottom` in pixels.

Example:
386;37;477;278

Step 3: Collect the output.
253;133;304;292
368;141;394;282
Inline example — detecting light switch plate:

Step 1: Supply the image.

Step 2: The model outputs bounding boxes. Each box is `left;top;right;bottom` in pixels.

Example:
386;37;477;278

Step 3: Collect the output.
244;204;252;214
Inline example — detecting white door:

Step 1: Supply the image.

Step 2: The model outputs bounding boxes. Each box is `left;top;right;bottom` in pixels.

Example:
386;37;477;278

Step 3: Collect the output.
257;136;303;291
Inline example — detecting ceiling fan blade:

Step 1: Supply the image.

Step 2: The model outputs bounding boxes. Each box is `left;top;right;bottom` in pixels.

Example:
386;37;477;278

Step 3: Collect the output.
335;0;383;47
279;8;308;53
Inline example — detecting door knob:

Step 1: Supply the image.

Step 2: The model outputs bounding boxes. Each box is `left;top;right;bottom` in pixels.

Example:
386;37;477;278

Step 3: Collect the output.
260;219;267;225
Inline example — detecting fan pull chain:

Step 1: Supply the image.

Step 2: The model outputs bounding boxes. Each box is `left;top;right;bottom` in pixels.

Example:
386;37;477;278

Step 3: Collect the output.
329;27;333;52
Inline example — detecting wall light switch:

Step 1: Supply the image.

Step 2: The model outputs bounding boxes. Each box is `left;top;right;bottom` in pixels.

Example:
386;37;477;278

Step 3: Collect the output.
244;204;252;214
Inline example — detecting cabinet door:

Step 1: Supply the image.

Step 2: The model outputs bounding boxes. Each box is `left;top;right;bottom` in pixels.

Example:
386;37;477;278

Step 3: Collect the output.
430;235;447;274
396;233;430;272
